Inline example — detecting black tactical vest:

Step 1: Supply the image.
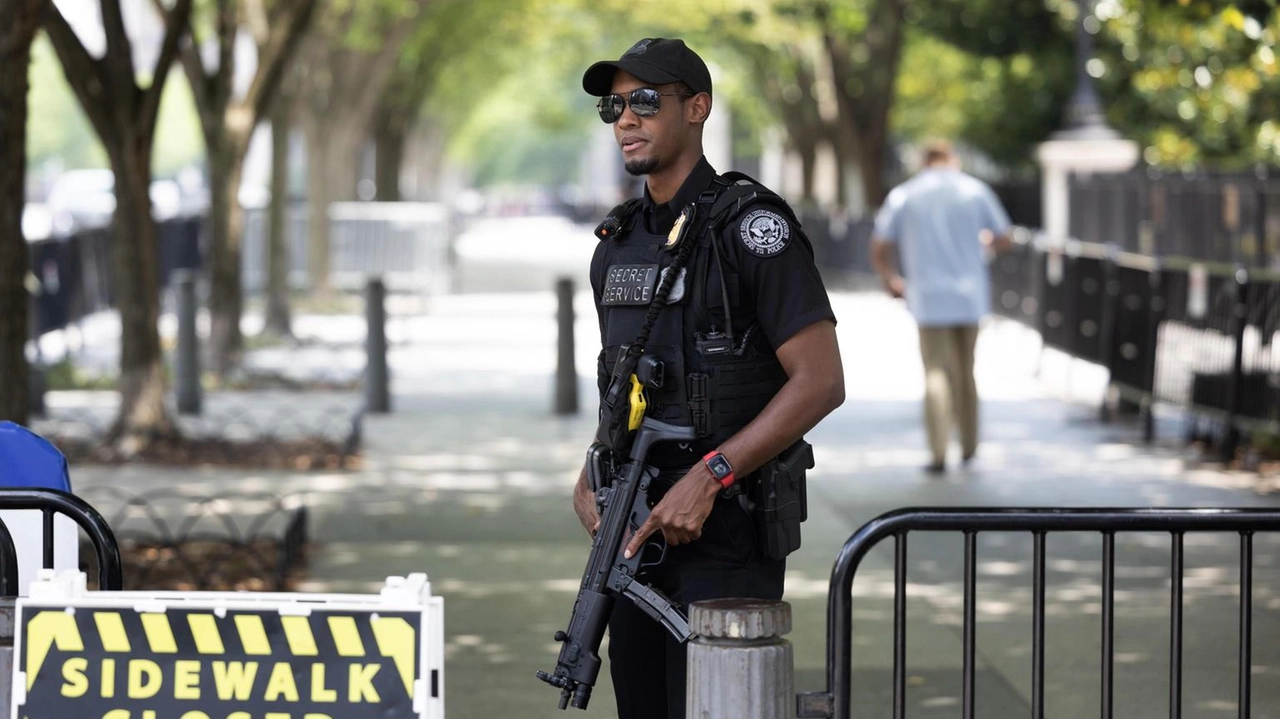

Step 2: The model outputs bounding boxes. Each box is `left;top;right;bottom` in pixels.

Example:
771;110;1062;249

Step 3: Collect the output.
595;173;794;467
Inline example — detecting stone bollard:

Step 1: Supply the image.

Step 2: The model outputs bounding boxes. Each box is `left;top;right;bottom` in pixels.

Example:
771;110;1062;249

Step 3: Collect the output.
687;599;794;719
554;277;578;415
173;270;202;415
365;277;390;413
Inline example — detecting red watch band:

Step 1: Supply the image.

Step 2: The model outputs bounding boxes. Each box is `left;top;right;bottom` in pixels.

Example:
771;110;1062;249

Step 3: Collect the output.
702;450;735;489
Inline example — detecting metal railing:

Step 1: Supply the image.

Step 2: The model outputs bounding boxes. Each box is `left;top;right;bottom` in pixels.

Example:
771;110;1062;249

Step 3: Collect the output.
76;488;306;591
241;201;452;293
797;507;1280;719
988;238;1280;453
1069;170;1280;268
0;489;122;593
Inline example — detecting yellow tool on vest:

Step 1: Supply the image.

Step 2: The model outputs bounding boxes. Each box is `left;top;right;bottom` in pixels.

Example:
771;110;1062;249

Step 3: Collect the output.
627;374;647;431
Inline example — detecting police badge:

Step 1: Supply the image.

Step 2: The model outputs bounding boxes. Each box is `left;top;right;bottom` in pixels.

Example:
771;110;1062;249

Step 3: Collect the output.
666;204;694;251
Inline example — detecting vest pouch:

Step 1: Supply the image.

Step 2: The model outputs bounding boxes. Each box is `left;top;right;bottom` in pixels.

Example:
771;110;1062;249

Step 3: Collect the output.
748;439;814;561
703;355;788;441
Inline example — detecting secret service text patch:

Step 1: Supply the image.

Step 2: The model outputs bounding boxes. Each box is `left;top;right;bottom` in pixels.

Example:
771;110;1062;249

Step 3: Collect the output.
601;264;659;306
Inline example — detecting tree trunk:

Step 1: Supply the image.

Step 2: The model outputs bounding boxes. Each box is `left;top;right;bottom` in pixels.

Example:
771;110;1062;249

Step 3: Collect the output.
0;0;43;425
829;122;858;211
109;138;173;445
822;0;907;210
857;128;889;209
206;133;249;375
305;122;361;291
304;121;331;291
795;137;818;207
374;111;406;202
265;92;293;336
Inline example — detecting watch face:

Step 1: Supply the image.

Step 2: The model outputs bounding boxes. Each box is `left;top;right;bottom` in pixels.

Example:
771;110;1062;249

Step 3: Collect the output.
707;455;732;478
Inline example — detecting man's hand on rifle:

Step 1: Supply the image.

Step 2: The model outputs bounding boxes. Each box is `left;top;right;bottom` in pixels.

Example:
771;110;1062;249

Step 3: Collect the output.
623;466;721;558
573;468;601;538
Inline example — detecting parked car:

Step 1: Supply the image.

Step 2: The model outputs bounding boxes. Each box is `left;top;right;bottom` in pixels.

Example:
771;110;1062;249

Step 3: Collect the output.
44;169;189;235
45;169;115;235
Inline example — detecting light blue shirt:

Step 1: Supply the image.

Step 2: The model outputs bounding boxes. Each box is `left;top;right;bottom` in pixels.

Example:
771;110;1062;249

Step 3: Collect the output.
873;168;1011;326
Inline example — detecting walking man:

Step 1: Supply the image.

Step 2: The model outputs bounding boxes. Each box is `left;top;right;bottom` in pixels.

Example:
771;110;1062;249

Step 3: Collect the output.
871;140;1012;473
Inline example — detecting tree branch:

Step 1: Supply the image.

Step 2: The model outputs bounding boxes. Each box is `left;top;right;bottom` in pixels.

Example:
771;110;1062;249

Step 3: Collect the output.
243;0;318;130
41;2;118;148
100;0;137;101
181;36;215;125
149;0;213;127
212;0;236;118
140;0;194;133
244;0;270;47
341;18;417;130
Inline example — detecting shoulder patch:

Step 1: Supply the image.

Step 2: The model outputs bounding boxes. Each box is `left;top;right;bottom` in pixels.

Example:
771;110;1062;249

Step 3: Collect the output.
738;208;791;257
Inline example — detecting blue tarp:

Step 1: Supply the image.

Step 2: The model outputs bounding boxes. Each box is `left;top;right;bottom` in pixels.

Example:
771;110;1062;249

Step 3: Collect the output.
0;421;71;490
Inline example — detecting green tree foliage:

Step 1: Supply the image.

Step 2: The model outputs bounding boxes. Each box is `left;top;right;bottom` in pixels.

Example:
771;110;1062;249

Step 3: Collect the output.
898;0;1074;171
1093;0;1280;168
413;0;595;188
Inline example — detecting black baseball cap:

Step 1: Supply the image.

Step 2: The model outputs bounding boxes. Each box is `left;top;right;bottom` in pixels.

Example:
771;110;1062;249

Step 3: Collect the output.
582;38;712;97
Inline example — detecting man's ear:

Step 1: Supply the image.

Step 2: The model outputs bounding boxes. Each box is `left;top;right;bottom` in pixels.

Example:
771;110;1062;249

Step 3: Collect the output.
687;93;712;124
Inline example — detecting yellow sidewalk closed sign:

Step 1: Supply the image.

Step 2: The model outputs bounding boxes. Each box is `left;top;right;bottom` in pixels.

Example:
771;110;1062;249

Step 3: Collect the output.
11;572;444;719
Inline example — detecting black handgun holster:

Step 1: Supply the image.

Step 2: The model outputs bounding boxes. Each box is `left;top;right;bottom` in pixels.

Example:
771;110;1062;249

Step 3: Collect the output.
748;439;814;561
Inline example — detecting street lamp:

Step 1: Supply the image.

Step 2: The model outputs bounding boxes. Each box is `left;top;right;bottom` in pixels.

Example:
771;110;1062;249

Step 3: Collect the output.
1056;0;1120;140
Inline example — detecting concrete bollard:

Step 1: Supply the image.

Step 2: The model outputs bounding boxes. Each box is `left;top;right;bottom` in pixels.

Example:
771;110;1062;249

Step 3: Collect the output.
28;366;45;418
365;277;390;413
173;270;201;415
687;599;795;719
0;599;14;711
554;277;578;415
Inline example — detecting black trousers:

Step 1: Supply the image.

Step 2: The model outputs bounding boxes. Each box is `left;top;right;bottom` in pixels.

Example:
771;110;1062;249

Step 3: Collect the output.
607;487;785;719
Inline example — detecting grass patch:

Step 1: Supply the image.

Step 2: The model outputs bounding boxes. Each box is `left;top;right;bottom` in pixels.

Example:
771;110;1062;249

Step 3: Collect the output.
42;357;117;391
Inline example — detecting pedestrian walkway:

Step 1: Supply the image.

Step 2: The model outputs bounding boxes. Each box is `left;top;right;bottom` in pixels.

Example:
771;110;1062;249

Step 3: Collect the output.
65;279;1280;718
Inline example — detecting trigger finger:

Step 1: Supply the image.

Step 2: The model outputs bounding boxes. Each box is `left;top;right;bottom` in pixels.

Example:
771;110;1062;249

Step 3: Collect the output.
625;521;654;558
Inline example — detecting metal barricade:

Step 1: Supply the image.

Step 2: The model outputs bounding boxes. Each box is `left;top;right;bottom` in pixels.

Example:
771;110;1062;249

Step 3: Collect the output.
797;507;1280;719
0;489;121;711
0;489;122;593
241;201;451;294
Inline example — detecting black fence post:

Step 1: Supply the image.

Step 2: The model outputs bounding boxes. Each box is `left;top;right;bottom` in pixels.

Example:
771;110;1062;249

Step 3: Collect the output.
174;270;202;415
365;277;390;414
1141;263;1164;444
554;277;578;416
1222;269;1249;463
27;280;44;417
1099;251;1122;422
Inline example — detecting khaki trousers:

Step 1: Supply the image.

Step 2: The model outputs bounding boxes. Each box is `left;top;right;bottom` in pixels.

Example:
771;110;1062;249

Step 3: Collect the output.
918;325;980;465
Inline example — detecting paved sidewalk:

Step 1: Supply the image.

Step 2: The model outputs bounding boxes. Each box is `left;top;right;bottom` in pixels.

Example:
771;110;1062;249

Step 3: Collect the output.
66;270;1280;717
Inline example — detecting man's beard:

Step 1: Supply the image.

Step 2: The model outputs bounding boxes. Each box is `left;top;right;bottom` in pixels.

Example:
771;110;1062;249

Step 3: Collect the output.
625;157;658;176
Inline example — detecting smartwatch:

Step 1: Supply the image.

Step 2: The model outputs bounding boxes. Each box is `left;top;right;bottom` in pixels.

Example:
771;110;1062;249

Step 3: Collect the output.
702;450;735;489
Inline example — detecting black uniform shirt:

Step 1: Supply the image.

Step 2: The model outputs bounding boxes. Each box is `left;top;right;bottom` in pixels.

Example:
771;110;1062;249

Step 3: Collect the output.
591;156;836;353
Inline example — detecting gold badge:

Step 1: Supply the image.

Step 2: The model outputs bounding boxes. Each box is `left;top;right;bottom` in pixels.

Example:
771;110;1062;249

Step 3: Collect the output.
667;205;691;248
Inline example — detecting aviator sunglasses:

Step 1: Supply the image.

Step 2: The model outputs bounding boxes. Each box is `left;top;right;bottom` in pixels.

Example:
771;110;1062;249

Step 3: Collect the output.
597;87;691;124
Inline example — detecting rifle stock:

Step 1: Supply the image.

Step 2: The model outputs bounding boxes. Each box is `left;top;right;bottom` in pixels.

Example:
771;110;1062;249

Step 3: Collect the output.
537;418;698;710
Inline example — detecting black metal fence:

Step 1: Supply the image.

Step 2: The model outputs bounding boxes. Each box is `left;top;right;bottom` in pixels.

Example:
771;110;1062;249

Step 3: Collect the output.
27;217;203;338
1069;170;1280;268
76;488;307;591
797;507;1280;719
989;239;1280;457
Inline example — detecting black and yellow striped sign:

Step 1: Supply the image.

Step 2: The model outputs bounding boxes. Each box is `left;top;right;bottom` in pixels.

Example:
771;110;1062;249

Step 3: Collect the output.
15;604;424;719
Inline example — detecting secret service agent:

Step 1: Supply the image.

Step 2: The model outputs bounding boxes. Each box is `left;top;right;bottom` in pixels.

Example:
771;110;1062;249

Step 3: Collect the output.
573;38;845;719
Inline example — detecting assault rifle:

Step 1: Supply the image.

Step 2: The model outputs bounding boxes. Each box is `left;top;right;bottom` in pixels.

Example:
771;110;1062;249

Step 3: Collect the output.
536;417;698;710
